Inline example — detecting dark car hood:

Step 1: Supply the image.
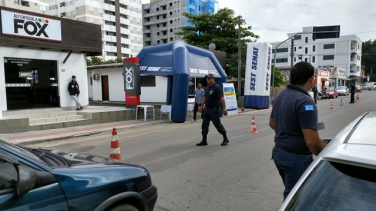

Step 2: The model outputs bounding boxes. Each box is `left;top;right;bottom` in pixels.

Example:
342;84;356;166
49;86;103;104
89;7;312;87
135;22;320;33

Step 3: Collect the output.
25;147;133;167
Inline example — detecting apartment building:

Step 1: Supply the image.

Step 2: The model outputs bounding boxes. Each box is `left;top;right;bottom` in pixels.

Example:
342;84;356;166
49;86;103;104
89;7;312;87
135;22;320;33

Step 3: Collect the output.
142;0;217;47
270;26;362;87
1;0;143;60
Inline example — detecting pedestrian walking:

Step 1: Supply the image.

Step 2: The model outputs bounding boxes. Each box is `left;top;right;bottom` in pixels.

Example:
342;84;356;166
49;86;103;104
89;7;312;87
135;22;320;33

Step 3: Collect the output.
196;73;229;146
193;83;205;122
68;75;83;110
350;83;355;103
312;85;318;104
269;62;326;200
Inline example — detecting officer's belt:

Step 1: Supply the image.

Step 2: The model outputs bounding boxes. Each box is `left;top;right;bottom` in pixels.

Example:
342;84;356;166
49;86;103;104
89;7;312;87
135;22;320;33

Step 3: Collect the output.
275;145;312;155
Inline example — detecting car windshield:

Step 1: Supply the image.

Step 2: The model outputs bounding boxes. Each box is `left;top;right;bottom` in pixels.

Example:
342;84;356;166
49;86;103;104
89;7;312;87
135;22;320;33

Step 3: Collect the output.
0;140;48;165
337;87;345;90
327;88;334;91
286;160;376;211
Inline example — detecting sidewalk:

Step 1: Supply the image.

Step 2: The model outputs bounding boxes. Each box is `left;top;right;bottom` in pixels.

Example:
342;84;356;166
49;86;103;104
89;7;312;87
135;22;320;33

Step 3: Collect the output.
1;119;167;145
0;106;258;146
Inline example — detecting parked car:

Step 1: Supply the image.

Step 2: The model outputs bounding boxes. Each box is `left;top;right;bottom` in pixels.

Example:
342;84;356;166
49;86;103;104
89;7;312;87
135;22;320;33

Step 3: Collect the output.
280;111;376;211
363;82;376;90
355;84;363;92
336;86;349;96
324;87;338;99
0;140;158;211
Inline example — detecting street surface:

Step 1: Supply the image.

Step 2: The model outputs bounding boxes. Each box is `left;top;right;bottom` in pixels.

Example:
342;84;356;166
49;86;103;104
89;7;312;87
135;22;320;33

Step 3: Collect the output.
27;91;376;211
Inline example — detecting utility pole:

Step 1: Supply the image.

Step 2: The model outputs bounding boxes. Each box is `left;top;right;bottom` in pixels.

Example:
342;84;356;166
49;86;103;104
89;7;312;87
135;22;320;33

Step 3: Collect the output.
290;38;294;68
237;16;241;97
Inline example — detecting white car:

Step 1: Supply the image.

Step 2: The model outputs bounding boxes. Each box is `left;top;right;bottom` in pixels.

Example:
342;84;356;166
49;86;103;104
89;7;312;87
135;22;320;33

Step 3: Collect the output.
280;112;376;211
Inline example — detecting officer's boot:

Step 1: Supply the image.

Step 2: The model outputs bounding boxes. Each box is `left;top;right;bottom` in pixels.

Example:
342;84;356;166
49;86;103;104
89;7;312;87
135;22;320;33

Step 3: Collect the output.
221;133;229;146
196;135;208;146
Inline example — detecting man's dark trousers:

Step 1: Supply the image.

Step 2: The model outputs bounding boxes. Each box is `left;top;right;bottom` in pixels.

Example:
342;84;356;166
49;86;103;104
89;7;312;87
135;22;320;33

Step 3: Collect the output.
272;145;313;200
201;108;226;135
350;92;355;103
193;103;199;121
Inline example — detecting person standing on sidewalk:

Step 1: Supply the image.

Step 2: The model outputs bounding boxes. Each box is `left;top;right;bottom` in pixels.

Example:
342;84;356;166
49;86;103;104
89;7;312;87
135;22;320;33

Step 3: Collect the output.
196;73;229;146
269;62;326;200
68;75;83;110
193;83;205;122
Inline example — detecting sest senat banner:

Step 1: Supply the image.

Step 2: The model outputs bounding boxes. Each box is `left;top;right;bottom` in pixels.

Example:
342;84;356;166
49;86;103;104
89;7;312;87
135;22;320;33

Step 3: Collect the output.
244;42;272;109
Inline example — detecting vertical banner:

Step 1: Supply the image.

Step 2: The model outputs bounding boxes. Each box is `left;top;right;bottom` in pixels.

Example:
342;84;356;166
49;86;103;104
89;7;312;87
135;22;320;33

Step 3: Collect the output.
123;61;141;95
244;42;272;109
223;83;238;115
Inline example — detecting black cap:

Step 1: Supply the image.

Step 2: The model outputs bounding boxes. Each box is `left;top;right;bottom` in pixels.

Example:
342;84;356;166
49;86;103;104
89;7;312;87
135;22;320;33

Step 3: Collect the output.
206;73;215;79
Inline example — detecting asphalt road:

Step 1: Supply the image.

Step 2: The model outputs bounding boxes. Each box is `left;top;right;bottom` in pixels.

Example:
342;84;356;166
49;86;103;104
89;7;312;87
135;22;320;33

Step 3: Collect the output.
27;90;376;211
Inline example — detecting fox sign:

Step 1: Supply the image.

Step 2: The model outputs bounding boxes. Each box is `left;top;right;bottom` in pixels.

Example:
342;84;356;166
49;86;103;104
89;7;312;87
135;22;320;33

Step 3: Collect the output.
1;9;62;42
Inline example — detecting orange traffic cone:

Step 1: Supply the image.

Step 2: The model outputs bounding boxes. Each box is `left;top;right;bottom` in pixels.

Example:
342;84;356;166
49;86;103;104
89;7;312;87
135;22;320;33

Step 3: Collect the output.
330;102;334;110
357;93;360;101
110;128;121;160
249;117;258;133
340;99;343;106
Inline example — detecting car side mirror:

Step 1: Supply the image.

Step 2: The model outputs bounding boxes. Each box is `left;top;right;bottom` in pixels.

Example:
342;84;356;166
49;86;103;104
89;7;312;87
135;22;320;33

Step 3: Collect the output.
16;165;37;196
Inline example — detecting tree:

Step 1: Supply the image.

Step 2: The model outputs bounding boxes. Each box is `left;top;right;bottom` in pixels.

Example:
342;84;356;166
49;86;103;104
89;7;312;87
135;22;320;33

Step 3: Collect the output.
175;8;259;78
362;39;376;81
271;65;287;87
87;57;123;66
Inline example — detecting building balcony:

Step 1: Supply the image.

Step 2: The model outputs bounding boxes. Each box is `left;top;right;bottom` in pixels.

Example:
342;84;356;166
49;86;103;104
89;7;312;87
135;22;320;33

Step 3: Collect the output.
121;38;131;45
103;35;117;43
350;47;357;53
104;24;116;32
143;10;168;18
120;17;130;25
121;48;132;54
350;58;357;65
105;45;117;52
103;14;116;22
120;27;131;35
103;3;115;11
120;8;133;16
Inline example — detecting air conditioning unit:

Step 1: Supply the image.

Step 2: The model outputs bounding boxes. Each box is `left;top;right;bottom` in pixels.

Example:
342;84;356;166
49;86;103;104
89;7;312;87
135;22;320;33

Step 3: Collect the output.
93;73;100;80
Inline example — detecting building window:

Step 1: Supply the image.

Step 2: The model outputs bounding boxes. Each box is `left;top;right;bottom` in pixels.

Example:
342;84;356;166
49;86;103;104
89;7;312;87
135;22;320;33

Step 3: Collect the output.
275;48;288;53
170;37;173;41
157;32;160;35
276;58;288;63
141;76;156;87
170;12;172;15
169;3;172;6
156;8;159;11
305;58;308;62
299;46;302;49
294;47;296;52
294;35;301;40
157;24;159;27
312;56;315;63
305;47;308;54
313;45;316;52
323;55;334;60
170;20;173;24
170;29;173;32
305;37;308;43
323;44;335;49
294;57;296;62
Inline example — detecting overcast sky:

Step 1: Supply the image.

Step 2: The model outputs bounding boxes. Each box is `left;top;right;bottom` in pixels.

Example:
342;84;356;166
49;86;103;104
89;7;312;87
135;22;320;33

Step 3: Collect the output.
142;0;376;43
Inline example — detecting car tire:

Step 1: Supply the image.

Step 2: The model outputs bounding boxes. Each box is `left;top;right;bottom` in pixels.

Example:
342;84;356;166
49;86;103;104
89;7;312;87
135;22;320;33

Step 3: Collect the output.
107;204;138;211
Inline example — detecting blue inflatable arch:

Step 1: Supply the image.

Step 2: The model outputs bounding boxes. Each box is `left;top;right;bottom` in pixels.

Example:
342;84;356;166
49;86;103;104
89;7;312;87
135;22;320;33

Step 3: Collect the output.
137;41;227;123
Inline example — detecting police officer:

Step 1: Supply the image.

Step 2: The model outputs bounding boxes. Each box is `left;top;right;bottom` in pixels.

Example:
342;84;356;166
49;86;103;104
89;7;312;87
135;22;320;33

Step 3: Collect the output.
350;83;355;103
196;73;229;146
269;62;326;200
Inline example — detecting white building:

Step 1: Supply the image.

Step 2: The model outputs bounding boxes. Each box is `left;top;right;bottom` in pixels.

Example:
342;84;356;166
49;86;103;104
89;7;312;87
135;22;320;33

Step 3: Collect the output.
270;26;362;86
1;0;143;60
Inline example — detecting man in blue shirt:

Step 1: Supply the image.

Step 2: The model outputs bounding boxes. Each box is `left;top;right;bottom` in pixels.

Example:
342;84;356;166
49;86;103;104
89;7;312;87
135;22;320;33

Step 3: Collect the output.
269;62;326;200
193;83;205;122
196;73;229;146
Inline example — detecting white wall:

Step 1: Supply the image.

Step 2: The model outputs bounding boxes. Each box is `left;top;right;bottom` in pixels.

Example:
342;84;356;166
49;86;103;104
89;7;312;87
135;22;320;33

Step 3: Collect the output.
140;76;167;103
91;67;126;102
89;67;168;103
0;47;88;111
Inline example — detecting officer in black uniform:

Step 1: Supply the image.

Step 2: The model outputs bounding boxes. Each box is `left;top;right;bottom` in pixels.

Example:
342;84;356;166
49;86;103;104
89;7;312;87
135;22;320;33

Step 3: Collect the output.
350;83;355;103
196;73;229;146
269;62;326;200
